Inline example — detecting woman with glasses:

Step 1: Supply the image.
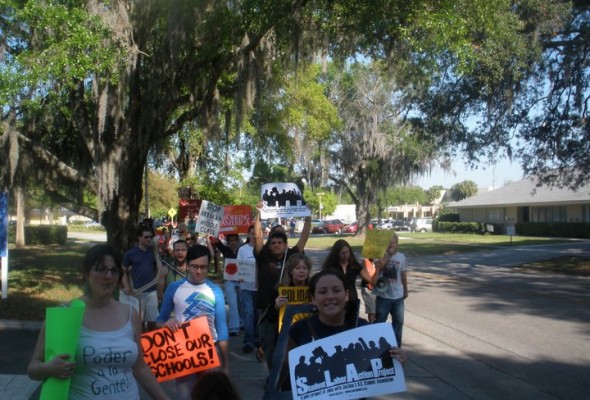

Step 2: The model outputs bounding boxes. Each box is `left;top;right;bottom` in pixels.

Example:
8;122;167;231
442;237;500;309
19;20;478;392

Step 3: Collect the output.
27;244;170;399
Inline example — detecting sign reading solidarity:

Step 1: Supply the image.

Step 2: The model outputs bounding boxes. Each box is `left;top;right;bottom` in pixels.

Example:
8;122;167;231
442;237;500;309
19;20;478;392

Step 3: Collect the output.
277;286;310;332
223;258;256;284
288;323;406;400
140;317;221;382
195;200;224;237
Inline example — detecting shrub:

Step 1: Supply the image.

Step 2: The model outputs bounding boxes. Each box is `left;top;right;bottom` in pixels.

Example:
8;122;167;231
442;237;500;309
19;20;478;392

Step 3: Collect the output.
8;225;68;245
516;222;590;238
437;213;460;222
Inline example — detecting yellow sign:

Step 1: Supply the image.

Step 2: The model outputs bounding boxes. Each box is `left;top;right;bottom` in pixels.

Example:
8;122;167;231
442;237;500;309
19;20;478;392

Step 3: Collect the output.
168;208;177;218
361;229;394;259
277;286;310;332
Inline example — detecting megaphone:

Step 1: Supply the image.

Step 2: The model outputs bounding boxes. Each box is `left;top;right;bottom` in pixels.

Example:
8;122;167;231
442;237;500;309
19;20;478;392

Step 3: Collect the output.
375;277;390;294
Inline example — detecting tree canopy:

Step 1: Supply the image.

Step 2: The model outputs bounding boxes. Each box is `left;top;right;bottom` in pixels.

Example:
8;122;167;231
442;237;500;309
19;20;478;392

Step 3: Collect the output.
1;0;586;250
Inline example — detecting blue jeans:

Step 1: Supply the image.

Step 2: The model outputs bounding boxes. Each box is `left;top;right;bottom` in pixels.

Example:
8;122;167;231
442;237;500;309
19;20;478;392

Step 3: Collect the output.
225;280;242;333
241;290;259;347
375;297;405;347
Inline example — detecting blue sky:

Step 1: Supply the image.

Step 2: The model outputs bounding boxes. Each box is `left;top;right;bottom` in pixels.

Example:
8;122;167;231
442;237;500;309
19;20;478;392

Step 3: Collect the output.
414;156;524;190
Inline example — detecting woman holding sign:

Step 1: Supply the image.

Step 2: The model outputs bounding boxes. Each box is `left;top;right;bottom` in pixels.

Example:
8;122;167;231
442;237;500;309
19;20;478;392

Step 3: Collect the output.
27;244;170;400
281;269;406;383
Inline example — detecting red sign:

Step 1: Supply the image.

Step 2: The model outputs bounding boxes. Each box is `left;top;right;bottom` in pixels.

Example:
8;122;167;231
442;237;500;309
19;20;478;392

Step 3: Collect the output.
178;199;201;221
140;317;221;382
219;205;253;234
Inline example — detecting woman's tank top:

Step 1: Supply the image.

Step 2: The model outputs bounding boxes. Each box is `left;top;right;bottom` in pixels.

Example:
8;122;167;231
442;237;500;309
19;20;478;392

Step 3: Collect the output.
69;306;140;399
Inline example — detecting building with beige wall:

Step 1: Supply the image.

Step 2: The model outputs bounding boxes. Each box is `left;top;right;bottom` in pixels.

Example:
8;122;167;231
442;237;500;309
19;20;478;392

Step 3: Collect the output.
447;177;590;226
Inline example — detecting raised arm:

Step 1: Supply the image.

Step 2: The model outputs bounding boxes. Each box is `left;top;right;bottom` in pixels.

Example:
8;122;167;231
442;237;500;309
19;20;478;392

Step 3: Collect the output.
253;202;264;255
294;216;311;253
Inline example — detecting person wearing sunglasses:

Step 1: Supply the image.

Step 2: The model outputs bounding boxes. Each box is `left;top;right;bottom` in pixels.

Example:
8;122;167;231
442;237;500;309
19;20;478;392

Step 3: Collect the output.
156;245;229;400
122;225;160;328
28;245;170;400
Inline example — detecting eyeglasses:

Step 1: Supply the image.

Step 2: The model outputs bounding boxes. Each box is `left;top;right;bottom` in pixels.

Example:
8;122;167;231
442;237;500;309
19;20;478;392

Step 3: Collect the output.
94;265;120;275
188;264;209;271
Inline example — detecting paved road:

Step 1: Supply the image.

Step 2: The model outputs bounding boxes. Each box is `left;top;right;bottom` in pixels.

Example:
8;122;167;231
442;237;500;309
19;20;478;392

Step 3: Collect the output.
1;235;589;399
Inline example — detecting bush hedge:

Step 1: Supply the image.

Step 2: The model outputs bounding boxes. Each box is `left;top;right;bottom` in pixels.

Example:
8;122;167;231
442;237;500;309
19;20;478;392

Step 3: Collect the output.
516;222;590;238
434;221;504;235
7;225;68;245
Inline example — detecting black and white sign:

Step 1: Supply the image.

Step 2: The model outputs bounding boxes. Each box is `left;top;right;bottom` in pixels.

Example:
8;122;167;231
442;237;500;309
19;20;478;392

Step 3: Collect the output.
288;323;406;400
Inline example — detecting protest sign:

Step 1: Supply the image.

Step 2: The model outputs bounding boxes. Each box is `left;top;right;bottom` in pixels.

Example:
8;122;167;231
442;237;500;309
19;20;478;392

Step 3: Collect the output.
219;205;253;234
288;323;406;400
178;199;202;221
277;286;310;332
141;317;221;382
1;192;7;299
260;183;311;219
0;192;7;258
195;200;224;237
40;299;86;400
361;229;394;259
222;258;256;284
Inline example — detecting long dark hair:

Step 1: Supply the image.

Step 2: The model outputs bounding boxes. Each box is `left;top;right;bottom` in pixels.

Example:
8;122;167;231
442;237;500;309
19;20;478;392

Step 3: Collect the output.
322;239;362;272
309;269;359;328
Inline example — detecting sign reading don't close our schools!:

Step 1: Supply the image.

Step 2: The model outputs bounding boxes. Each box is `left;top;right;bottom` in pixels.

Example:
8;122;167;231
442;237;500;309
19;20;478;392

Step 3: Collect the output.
140;317;221;382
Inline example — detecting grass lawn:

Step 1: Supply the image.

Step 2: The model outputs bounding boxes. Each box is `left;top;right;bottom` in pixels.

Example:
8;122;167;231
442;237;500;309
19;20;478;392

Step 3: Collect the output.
0;233;585;321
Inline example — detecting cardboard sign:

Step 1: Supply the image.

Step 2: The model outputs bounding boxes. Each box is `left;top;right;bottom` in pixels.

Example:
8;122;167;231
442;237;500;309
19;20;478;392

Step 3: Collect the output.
141;317;221;382
219;205;253;234
178;199;202;221
223;258;256;284
277;286;310;332
261;182;311;218
361;230;394;259
288;323;406;400
195;200;224;237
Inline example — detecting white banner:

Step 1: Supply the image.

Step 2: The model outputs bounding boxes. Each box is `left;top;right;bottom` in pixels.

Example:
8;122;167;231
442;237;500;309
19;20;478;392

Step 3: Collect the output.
195;200;224;237
260;182;311;219
289;323;406;400
223;258;256;284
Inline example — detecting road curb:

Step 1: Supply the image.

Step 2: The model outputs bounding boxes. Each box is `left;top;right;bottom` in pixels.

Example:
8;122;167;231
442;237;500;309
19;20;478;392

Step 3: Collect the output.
0;319;42;331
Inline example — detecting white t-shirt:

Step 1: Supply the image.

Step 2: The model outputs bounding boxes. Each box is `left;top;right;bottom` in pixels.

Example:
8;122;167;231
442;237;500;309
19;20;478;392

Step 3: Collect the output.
237;243;257;291
375;252;407;300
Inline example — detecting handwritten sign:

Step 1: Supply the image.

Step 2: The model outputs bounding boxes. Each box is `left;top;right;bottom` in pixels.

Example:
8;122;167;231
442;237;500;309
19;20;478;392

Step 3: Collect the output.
289;323;406;400
195;200;224;237
261;182;311;218
219;205;253;234
277;286;310;332
223;258;256;284
140;317;221;382
361;230;394;259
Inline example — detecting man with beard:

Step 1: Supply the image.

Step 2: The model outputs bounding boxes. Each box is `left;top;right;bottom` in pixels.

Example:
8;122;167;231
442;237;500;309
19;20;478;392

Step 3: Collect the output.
157;239;189;300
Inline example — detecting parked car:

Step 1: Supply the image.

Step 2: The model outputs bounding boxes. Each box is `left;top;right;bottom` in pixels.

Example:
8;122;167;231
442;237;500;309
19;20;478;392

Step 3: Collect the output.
393;219;411;231
312;219;346;234
410;218;433;232
376;220;394;230
343;222;358;233
311;219;324;229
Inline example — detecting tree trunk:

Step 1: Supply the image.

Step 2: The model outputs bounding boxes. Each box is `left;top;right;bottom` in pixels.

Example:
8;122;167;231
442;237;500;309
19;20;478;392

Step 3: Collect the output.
15;185;25;248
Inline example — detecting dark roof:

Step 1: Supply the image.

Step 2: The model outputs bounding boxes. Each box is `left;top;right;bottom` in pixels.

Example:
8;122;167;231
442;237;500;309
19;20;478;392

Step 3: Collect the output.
448;177;590;208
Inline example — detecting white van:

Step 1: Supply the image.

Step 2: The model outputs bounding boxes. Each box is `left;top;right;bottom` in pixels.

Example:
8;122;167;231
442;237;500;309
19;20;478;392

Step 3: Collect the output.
410;218;433;232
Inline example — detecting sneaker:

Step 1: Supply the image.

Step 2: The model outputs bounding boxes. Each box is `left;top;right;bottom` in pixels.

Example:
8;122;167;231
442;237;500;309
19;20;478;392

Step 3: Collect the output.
242;344;254;353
